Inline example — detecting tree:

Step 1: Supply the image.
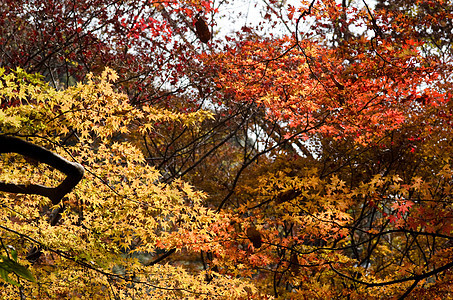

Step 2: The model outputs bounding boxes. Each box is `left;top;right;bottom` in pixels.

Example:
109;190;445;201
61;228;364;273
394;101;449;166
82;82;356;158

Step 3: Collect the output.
193;0;453;298
0;68;252;299
1;0;453;298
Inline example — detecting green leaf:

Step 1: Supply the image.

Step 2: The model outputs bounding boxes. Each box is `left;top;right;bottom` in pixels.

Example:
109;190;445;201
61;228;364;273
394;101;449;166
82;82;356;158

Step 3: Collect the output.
9;247;18;262
0;256;35;283
0;266;20;287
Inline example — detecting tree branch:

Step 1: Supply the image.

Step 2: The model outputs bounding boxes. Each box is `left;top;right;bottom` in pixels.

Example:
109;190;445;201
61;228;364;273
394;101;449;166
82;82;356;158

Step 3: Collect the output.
0;135;84;205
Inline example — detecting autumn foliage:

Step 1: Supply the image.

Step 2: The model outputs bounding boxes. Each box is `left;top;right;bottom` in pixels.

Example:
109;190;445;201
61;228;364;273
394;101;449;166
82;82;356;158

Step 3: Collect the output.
1;0;453;299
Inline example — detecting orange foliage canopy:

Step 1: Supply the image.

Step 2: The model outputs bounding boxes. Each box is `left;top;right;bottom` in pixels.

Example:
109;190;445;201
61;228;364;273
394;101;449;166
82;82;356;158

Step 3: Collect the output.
1;0;453;299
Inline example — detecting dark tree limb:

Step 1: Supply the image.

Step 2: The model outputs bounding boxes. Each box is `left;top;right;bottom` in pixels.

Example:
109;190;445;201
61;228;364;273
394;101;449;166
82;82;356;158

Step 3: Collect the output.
0;135;84;205
143;248;176;266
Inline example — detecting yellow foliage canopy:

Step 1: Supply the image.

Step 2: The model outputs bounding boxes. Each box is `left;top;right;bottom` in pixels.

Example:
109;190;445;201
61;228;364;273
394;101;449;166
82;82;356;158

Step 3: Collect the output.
0;68;252;299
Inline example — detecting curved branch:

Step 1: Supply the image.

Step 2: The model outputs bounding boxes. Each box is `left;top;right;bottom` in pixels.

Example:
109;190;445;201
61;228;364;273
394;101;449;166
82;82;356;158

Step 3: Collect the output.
0;135;84;205
329;259;453;288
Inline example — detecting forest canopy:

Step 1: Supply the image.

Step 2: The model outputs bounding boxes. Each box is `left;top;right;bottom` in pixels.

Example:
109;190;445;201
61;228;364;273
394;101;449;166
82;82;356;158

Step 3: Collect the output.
0;0;452;299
